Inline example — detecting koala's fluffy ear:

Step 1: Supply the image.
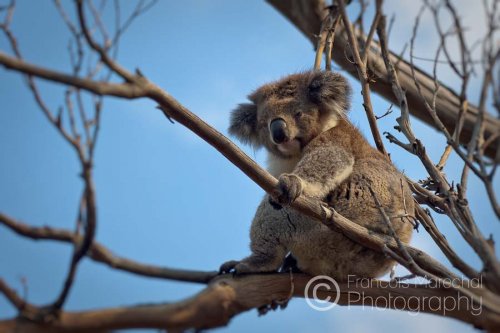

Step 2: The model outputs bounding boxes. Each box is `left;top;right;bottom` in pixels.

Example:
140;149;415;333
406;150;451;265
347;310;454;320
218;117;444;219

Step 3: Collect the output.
307;71;352;114
229;102;260;147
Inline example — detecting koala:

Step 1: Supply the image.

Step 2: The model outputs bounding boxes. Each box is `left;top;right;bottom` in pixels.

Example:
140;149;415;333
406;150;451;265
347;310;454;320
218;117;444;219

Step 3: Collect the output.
220;70;414;280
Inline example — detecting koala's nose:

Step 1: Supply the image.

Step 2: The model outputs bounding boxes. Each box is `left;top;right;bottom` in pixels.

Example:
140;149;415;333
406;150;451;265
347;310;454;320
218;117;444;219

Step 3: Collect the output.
270;118;289;144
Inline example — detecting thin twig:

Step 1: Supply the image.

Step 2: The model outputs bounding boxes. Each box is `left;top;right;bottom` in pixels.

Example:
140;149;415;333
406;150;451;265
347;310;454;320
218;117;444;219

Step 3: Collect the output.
337;0;387;155
314;6;337;70
0;212;217;283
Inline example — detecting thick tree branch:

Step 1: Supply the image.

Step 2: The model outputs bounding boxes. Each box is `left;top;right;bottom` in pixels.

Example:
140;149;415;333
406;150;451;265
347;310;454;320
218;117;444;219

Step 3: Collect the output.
1;274;500;332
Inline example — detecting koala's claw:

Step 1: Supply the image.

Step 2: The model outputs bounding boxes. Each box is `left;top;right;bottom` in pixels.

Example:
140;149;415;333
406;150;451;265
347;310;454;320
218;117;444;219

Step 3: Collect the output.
219;260;258;275
219;260;240;274
268;196;283;210
258;299;289;316
275;174;303;206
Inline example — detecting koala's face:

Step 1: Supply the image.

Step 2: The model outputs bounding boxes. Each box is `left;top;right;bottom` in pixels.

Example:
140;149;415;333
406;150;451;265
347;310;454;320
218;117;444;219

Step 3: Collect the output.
229;71;351;158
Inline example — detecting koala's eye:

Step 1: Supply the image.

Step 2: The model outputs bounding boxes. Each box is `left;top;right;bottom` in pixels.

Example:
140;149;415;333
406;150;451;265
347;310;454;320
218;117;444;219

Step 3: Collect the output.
294;111;303;119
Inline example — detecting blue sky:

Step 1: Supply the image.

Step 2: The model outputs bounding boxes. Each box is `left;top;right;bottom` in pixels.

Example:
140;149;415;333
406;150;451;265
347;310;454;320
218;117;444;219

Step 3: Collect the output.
0;1;498;332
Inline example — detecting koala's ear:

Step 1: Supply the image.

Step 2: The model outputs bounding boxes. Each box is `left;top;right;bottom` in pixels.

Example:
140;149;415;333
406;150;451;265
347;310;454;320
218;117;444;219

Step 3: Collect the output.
228;102;260;147
307;71;352;113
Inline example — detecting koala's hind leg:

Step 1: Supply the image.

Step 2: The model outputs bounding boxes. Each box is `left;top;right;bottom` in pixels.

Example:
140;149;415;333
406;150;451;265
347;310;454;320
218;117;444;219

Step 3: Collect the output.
220;198;290;275
219;244;287;275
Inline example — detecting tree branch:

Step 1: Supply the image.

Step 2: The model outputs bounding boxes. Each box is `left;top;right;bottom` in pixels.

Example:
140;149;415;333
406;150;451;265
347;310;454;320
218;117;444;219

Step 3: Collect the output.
1;274;500;332
337;0;387;155
0;52;146;98
0;212;217;284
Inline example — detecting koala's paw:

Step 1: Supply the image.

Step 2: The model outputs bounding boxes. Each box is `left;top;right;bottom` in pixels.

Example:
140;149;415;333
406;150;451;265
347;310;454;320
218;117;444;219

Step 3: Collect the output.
219;260;269;275
268;196;283;210
219;260;240;274
275;174;303;206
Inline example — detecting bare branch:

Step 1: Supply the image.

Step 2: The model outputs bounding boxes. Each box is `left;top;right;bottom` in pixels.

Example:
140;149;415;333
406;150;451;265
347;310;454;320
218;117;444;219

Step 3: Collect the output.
337;0;387;155
375;6;500;291
360;0;382;64
0;278;36;313
0;52;146;97
1;274;500;332
414;205;479;280
324;6;341;71
313;6;338;70
76;0;136;83
0;212;216;284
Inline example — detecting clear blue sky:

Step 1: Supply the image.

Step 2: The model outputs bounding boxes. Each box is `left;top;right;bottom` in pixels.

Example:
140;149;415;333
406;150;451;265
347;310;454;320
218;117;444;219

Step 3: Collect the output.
0;1;498;332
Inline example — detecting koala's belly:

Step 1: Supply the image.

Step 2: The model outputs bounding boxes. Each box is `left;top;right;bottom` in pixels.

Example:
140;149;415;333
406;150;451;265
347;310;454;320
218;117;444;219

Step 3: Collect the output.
327;165;413;237
285;165;412;278
288;221;393;279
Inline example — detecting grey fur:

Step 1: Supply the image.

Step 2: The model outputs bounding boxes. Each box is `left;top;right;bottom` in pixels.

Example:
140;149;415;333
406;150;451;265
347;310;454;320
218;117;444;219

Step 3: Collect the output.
221;71;414;280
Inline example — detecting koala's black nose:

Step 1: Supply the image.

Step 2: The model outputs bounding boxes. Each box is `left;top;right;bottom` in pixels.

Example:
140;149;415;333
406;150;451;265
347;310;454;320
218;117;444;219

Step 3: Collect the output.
270;118;289;144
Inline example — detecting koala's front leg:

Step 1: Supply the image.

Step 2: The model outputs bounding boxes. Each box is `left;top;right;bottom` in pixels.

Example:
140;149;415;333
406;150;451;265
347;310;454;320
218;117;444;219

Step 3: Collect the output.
272;146;354;207
272;174;303;207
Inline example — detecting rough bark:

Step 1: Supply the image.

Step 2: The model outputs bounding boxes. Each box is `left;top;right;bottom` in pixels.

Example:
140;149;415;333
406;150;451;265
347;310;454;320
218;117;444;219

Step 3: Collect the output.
1;274;500;332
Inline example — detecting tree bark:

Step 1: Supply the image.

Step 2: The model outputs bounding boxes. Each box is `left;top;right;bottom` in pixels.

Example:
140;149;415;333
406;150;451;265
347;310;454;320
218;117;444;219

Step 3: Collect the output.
1;274;499;332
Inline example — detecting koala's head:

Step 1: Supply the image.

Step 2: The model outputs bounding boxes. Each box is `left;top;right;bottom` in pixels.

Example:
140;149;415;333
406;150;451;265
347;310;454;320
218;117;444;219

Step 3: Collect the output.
229;71;351;158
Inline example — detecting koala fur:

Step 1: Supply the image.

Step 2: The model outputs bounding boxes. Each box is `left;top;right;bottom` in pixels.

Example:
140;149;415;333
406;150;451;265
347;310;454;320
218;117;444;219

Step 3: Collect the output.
220;70;414;280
